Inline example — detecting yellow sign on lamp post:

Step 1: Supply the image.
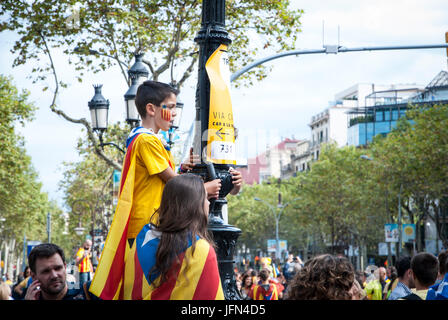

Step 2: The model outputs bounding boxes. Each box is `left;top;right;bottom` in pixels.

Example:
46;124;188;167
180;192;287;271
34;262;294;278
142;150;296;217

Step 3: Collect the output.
205;44;236;165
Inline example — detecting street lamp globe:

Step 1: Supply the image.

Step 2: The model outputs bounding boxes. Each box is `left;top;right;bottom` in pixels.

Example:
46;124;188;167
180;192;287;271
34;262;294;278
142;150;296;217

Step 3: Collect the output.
124;53;149;127
74;226;86;236
124;75;140;126
171;94;184;129
88;84;110;132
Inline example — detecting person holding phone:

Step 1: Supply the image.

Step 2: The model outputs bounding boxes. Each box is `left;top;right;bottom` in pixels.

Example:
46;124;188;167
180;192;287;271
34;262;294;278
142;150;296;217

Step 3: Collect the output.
25;243;97;300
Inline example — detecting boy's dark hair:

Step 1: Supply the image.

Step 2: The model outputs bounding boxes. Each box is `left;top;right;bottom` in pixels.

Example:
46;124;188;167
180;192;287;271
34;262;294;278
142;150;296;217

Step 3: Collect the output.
259;268;270;282
28;243;66;273
395;255;411;278
411;252;438;287
135;81;179;119
437;250;448;275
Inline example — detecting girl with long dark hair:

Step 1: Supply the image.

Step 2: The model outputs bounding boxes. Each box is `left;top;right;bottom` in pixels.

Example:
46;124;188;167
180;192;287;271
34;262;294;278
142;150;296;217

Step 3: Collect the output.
122;174;224;300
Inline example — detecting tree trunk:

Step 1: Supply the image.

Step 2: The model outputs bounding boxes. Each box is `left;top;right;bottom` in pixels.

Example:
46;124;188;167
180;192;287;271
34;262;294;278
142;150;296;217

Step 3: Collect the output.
3;240;9;278
8;238;16;280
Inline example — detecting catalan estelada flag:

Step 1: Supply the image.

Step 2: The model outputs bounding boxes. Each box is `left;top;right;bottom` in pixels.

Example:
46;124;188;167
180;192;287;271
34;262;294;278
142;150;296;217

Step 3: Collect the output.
89;129;146;300
251;283;279;300
121;224;224;300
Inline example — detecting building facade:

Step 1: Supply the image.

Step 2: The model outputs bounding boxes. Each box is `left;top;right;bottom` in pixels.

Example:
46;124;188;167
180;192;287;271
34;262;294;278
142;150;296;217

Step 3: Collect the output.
347;70;448;147
240;138;300;184
242;70;448;182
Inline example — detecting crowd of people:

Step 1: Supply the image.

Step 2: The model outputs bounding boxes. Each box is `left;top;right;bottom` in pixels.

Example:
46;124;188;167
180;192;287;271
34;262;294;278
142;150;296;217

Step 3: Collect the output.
232;249;448;301
1;240;447;300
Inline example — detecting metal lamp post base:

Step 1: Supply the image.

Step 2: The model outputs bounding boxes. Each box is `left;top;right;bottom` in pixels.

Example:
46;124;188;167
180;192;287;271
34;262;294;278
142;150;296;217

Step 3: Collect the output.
209;222;242;300
191;164;242;300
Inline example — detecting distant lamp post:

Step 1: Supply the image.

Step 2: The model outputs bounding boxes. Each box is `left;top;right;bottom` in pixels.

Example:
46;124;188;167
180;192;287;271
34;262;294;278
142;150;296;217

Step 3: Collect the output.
124;53;149;127
72;199;95;248
254;196;301;260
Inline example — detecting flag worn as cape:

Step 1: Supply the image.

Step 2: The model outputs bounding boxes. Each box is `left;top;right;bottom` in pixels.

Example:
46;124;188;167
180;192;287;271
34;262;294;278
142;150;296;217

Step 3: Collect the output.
90;127;167;300
251;283;279;300
122;224;224;300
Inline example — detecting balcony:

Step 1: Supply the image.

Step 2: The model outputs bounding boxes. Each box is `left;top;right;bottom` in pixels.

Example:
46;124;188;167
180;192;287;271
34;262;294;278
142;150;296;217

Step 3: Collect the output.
309;109;329;127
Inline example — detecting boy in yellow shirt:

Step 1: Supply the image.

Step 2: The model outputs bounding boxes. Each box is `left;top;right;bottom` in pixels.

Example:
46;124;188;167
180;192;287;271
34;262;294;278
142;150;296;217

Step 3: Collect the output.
90;81;224;299
126;81;223;241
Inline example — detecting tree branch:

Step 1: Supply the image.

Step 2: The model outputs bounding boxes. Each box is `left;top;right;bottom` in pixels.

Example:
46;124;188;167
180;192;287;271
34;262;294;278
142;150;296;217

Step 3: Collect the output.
39;30;123;172
153;9;185;79
177;54;198;89
103;13;129;85
142;58;155;75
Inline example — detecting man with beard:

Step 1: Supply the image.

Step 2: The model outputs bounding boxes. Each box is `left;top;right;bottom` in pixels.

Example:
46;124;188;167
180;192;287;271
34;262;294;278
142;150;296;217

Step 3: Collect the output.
24;243;97;300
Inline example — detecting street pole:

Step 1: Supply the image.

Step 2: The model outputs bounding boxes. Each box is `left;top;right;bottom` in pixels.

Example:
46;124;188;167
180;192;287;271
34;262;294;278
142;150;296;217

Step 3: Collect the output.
192;0;242;300
275;208;280;261
46;212;51;243
91;208;95;256
275;203;288;261
22;233;26;272
255;197;301;261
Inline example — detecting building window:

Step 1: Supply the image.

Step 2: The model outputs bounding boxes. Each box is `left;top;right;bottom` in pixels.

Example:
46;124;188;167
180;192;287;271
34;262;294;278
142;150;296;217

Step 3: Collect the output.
375;111;383;121
392;110;399;120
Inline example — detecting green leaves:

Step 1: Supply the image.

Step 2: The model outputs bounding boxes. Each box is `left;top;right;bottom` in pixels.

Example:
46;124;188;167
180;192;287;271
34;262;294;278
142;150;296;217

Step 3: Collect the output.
228;144;390;257
370;104;448;248
59;122;128;245
0;75;54;246
1;0;303;87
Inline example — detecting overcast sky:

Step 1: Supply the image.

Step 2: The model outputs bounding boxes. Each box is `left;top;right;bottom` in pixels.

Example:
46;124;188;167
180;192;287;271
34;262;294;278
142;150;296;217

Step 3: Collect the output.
1;0;448;208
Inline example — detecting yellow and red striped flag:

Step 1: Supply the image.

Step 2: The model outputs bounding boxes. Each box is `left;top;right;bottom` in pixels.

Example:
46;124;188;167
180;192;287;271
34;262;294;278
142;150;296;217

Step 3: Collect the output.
89;131;143;299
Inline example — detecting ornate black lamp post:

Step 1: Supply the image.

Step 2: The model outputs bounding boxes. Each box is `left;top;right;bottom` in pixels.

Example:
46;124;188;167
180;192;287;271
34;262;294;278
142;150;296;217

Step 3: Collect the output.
71;199;95;250
88;85;125;154
88;53;151;154
124;53;149;128
88;84;109;133
192;0;242;300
